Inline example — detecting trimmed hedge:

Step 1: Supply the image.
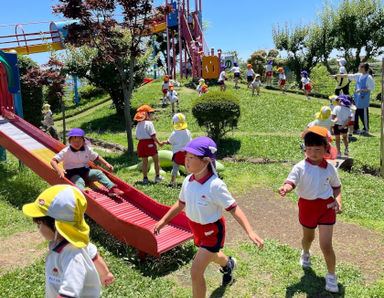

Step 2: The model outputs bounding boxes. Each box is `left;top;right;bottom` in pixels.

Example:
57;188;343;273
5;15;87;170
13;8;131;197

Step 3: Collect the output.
78;85;106;100
192;91;240;143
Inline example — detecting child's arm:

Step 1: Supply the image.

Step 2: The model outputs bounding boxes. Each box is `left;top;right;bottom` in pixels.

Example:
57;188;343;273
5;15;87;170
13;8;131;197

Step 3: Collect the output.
333;187;342;214
94;254;114;287
153;200;185;234
278;183;294;197
95;155;114;172
151;133;162;146
229;206;263;248
50;159;66;179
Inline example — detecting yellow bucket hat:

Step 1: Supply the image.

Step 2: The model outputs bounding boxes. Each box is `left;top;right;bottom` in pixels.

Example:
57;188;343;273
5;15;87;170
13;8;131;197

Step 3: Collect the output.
329;95;338;102
22;185;90;248
316;106;331;121
173;113;188;130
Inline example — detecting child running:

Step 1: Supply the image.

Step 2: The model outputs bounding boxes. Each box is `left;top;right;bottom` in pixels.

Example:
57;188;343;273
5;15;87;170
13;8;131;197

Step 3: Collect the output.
218;65;228;92
162;75;170;105
301;71;314;100
265;59;273;86
277;67;287;94
230;62;241;89
134;105;164;184
153;137;263;298
246;64;255;88
51;128;123;196
332;95;352;157
161;113;192;187
167;84;180;115
22;185;114;297
251;74;262;96
279;126;342;294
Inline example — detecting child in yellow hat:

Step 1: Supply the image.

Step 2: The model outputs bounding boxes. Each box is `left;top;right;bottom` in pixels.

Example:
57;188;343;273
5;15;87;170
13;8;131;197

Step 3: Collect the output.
22;185;114;298
308;106;333;132
134;105;164;184
160;113;192;187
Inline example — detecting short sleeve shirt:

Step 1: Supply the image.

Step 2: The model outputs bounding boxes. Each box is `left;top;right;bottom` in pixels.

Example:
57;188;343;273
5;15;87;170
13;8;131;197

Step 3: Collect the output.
168;129;192;153
179;173;237;224
266;64;273;72
45;241;101;298
53;146;99;170
285;159;341;200
218;71;226;82
332;105;351;125
279;73;286;80
135;121;156;140
162;82;170;90
231;66;241;74
246;69;255;77
301;77;310;85
348;73;375;91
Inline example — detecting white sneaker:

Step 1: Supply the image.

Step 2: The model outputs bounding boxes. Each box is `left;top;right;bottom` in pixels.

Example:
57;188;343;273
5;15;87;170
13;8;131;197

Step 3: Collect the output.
325;273;339;293
155;175;165;183
299;250;311;268
344;149;349;156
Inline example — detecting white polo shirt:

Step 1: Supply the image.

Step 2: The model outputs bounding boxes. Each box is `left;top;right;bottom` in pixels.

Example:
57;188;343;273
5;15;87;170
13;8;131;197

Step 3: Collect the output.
246;69;255;77
135;120;156;140
266;64;273;72
218;71;226;82
167;90;179;104
162;81;170;90
279;73;286;80
45;240;101;298
285;159;341;200
301;77;310;85
231;66;241;74
54;146;98;170
168;129;192;153
332;105;351;125
179;173;237;224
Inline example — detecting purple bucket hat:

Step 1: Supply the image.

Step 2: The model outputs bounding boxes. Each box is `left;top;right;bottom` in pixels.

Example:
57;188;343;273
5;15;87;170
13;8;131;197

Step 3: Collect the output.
184;137;218;174
67;128;85;138
233;62;238;67
301;70;308;77
267;59;273;65
221;65;227;70
338;95;351;107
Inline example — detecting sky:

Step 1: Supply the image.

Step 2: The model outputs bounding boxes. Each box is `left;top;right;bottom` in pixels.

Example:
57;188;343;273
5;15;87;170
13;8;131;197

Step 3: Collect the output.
0;0;341;65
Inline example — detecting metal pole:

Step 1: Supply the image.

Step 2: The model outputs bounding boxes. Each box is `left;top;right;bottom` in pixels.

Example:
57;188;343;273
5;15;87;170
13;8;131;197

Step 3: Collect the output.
380;57;384;176
178;0;183;79
61;98;66;145
73;76;79;106
152;35;157;79
166;0;171;75
172;31;176;79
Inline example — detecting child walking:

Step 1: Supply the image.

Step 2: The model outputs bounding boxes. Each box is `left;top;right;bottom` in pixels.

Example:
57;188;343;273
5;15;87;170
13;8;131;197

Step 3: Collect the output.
196;78;205;95
199;84;208;97
218;65;228;92
301;71;314;100
134;105;164;184
51;128;123;196
246;64;256;88
279;126;342;293
278;67;287;94
162;75;170;105
251;74;262;96
22;185;114;297
308;106;333;133
230;62;241;89
161;113;192;187
332;95;352;157
154;137;263;298
167;84;179;115
41;103;59;140
265;59;273;86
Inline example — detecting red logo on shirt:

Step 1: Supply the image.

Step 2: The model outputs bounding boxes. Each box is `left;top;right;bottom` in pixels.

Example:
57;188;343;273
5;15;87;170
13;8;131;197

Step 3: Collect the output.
52;267;59;276
201;195;206;199
38;199;45;205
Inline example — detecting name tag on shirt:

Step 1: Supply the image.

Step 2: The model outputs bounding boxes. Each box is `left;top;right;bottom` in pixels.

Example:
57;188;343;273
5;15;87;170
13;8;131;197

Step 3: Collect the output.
48;275;62;284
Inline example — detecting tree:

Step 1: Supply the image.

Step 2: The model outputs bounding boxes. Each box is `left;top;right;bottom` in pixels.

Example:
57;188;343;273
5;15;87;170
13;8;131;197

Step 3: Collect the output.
53;0;171;154
328;0;384;71
247;49;281;76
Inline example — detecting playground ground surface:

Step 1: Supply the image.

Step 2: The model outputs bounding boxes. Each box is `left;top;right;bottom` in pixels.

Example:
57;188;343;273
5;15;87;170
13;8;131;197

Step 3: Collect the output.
0;80;384;297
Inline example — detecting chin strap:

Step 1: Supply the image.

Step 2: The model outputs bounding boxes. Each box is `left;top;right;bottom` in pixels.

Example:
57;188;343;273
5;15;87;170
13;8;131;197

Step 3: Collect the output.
195;165;208;177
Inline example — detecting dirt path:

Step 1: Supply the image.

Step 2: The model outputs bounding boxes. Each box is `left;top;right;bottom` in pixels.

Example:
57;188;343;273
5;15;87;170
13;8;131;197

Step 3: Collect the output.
0;231;45;275
224;188;384;282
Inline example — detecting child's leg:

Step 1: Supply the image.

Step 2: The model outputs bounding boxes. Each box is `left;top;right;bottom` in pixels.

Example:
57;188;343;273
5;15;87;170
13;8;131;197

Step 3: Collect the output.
152;154;161;176
171;103;175;113
335;135;341;152
302;227;315;253
252;86;255;96
70;175;86;190
318;225;336;274
171;162;179;183
87;169;114;189
257;87;260;95
342;133;348;149
191;248;228;298
223;84;226;92
142;157;149;178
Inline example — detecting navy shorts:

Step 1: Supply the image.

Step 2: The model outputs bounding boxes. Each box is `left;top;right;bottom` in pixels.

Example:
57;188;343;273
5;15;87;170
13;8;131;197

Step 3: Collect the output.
334;124;348;135
247;75;254;82
234;72;240;78
218;80;225;86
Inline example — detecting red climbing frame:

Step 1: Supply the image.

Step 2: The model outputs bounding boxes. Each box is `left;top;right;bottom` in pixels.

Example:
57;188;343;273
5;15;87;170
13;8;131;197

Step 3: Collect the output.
0;62;14;115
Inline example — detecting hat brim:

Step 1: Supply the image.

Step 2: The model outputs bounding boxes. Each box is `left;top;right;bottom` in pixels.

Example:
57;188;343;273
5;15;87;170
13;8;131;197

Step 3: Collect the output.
56;218;90;248
183;146;204;157
174;122;188;131
134;112;146;121
22;202;46;218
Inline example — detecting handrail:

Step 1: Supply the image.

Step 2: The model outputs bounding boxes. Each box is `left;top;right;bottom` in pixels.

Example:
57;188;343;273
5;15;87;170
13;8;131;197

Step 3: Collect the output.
15;24;29;53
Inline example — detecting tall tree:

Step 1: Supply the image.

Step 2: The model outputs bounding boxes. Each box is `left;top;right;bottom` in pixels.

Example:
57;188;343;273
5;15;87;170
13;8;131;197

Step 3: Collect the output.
53;0;169;154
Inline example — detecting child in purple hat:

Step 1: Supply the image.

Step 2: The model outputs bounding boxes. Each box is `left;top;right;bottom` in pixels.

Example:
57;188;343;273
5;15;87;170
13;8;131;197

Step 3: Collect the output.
230;62;241;89
301;71;315;100
218;65;228;92
51;128;123;197
332;95;352;157
265;59;274;86
153;136;263;297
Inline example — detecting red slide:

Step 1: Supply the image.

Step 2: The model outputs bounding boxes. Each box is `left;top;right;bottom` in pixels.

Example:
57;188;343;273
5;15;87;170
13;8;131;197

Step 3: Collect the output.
0;108;192;259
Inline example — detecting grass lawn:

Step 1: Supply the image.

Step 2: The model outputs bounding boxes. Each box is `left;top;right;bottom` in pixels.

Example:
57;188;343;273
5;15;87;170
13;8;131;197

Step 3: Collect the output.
1;79;384;296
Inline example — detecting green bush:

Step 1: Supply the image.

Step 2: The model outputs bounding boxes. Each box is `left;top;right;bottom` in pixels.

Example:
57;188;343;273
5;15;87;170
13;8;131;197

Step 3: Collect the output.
310;63;336;95
192;91;240;143
78;85;106;100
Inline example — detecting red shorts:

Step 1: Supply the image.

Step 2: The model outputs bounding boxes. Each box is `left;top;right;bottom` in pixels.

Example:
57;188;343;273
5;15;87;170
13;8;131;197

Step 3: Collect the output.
162;89;168;95
298;197;336;229
172;151;185;166
266;71;272;77
304;84;312;91
280;79;286;86
188;217;225;253
137;139;157;157
348;121;355;126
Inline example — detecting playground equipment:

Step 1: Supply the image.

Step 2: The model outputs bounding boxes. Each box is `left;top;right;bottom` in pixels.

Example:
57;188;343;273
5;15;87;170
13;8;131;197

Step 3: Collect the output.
0;51;192;259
